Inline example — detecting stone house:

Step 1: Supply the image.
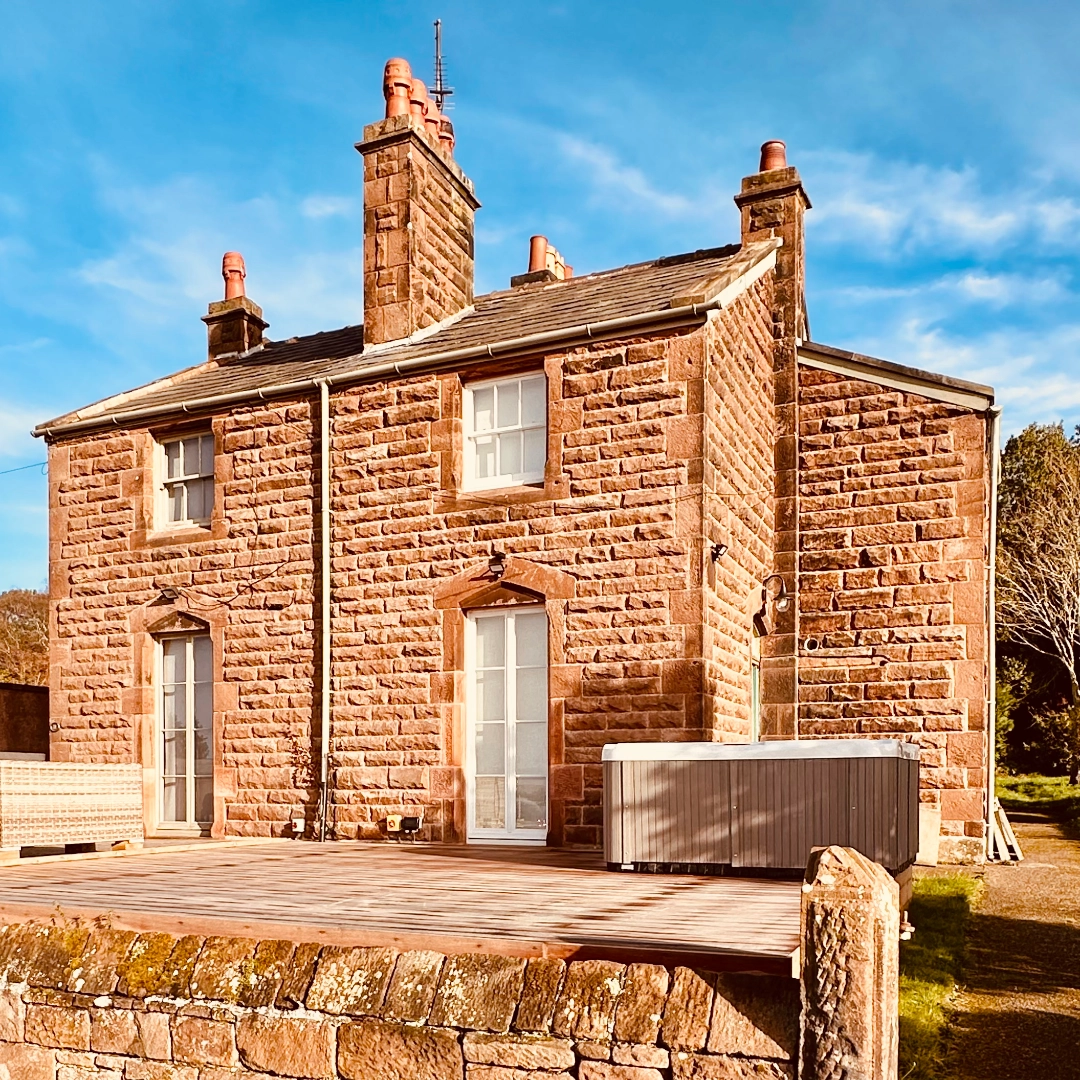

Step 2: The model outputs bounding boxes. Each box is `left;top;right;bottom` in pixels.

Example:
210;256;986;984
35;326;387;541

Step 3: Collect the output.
34;59;996;863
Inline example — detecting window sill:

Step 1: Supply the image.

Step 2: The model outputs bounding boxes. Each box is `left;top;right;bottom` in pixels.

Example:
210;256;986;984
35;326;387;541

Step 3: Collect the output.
136;522;218;548
437;474;569;511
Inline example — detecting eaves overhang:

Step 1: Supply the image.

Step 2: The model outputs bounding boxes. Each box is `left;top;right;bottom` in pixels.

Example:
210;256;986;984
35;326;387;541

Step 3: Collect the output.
798;341;995;412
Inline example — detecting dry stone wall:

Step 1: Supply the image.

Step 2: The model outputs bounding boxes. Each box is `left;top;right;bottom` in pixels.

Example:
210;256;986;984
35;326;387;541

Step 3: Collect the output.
0;921;799;1080
796;366;990;862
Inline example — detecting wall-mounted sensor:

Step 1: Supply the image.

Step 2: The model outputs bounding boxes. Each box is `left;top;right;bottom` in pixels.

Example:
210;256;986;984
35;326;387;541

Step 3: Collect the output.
711;542;729;562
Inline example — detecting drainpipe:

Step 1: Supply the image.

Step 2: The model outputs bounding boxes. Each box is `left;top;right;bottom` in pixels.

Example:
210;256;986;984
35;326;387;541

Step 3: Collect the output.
317;379;332;841
986;404;1003;858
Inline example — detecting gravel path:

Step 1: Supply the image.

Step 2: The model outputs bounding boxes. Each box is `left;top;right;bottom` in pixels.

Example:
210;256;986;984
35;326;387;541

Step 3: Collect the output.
945;811;1080;1079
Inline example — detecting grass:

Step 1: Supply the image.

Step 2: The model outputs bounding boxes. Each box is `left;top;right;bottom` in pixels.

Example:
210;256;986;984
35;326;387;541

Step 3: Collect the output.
997;772;1080;835
899;872;983;1080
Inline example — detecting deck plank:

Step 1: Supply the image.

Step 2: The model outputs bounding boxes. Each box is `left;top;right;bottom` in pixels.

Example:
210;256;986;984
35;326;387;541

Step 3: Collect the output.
0;842;802;974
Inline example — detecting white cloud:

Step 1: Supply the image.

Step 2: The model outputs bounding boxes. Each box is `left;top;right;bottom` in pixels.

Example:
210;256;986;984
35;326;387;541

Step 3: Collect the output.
71;172;364;341
300;195;357;220
833;270;1067;309
0;402;47;458
805;150;1080;258
556;135;697;217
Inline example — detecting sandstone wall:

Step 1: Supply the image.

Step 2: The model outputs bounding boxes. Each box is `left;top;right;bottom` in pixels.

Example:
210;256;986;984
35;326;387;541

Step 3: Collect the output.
0;921;798;1080
702;277;775;740
327;326;713;845
47;322;729;844
361;117;477;346
47;402;319;837
796;366;990;862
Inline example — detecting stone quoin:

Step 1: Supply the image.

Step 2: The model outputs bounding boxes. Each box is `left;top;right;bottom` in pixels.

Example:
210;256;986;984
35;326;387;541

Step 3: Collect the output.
34;55;995;863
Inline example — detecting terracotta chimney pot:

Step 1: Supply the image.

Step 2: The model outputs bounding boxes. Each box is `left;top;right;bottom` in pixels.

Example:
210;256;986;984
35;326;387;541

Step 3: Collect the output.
383;58;413;118
222;251;246;300
437;115;455;154
422;97;440;139
409;78;428;120
759;140;788;173
528;235;548;274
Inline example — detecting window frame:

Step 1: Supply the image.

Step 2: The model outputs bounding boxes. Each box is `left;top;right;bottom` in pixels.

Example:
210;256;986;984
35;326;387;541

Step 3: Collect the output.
462;372;547;492
464;606;549;844
156;432;215;529
156;632;214;833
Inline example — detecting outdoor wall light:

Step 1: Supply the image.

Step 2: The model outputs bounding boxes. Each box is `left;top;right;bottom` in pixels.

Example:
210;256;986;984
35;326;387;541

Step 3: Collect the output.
158;586;179;601
762;574;791;613
711;541;729;562
488;551;507;579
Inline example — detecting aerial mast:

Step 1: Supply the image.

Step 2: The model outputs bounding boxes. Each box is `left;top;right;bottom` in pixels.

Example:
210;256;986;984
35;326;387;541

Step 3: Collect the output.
430;19;453;112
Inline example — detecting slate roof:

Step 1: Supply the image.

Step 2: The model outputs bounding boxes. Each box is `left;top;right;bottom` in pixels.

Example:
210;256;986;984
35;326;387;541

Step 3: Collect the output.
37;240;769;436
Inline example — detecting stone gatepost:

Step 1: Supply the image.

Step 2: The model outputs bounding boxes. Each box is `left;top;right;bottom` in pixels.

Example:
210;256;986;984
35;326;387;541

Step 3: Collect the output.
801;845;899;1080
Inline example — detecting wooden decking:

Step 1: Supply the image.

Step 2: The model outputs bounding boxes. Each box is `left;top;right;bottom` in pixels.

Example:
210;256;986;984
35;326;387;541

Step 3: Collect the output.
0;841;803;976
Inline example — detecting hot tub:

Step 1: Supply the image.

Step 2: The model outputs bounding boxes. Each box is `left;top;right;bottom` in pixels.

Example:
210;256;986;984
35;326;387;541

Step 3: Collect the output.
602;739;919;875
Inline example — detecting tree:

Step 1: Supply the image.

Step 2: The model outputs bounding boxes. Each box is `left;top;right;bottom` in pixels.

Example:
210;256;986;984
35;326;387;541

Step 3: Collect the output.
997;423;1080;782
0;589;48;686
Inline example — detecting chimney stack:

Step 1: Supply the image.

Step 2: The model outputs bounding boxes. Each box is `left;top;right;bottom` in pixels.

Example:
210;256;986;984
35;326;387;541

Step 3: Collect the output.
733;139;810;342
357;57;480;346
510;235;572;287
202;252;268;361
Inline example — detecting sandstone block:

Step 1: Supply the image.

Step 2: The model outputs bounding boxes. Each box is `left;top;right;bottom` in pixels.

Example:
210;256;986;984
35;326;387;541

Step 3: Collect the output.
580;1063;664;1080
25;1003;90;1050
939;788;983;822
189;936;257;1003
0;1042;56;1080
614;1043;670;1067
706;975;798;1060
552;960;625;1042
0;987;25;1041
136;1010;172;1060
671;1052;793;1078
576;1039;614;1060
338;1019;462;1080
430;954;526;1032
22;926;91;991
171;1015;236;1067
276;941;321;1008
465;1069;573;1080
123;1062;199;1080
235;1014;333;1078
514;957;566;1033
305;945;397;1016
612;964;668;1045
660;969;715;1051
462;1032;575;1069
90;1007;139;1054
382;949;445;1022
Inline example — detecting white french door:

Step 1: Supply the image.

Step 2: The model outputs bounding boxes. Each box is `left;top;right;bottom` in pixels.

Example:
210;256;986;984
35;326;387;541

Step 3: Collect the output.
158;635;214;830
466;608;549;842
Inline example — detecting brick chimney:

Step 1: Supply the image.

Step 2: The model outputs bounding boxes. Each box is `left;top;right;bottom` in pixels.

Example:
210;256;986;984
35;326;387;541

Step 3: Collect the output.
357;58;481;347
733;141;811;342
202;252;268;361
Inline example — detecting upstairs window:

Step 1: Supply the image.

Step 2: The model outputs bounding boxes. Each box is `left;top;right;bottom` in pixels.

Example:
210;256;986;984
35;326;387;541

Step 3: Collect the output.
159;433;214;526
464;373;546;490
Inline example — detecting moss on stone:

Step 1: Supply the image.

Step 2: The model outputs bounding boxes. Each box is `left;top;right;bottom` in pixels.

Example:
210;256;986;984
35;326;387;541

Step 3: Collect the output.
116;933;180;998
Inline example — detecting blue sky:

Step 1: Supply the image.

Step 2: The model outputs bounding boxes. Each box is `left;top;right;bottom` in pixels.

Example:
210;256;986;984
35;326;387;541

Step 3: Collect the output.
2;1;1078;590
